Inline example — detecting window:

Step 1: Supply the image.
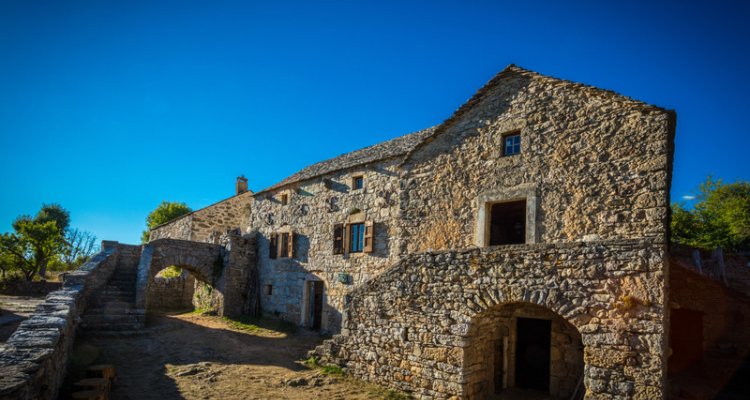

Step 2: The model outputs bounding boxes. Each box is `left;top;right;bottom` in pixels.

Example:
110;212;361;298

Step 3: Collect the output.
489;200;526;245
269;232;294;259
503;133;521;156
280;193;288;205
334;221;374;255
264;284;273;295
352;176;364;190
349;223;365;253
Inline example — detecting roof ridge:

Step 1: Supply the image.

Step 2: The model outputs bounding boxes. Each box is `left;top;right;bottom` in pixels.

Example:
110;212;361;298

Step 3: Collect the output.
255;126;437;194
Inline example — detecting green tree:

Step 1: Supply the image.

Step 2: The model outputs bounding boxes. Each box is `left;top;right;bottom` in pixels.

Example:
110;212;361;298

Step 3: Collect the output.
141;201;192;243
671;177;750;251
0;218;66;281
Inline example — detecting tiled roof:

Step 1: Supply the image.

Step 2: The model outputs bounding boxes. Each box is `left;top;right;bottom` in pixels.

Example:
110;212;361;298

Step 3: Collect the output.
258;64;672;194
257;126;436;193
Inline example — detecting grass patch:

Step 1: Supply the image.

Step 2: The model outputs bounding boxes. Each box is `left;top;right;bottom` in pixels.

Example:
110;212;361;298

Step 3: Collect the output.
303;356;343;376
222;316;262;332
321;364;343;376
219;314;298;335
155;266;182;279
188;308;216;316
303;356;411;399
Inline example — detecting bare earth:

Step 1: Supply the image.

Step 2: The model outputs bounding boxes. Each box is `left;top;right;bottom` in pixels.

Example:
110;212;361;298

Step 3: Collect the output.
0;294;46;343
69;313;402;400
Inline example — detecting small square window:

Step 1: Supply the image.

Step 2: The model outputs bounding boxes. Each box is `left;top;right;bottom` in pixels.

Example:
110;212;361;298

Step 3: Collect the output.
352;176;364;190
503;133;521;156
264;284;273;295
280;194;288;205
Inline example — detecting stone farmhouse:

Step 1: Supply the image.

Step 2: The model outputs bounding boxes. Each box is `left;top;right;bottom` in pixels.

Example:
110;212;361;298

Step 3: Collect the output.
2;64;693;400
146;65;676;399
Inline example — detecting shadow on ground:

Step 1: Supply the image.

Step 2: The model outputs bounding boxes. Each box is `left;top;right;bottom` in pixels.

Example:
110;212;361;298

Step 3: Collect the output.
59;312;392;400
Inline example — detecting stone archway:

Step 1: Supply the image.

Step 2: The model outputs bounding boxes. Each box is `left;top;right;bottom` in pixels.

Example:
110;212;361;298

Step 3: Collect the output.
135;238;226;315
463;302;584;400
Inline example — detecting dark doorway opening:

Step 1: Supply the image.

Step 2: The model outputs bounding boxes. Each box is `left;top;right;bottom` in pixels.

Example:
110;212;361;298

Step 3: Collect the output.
669;308;704;374
489;200;526;245
494;338;505;394
516;317;551;391
308;281;324;330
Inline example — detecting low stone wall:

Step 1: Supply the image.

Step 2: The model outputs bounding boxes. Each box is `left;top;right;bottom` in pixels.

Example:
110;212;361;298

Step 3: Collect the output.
0;241;126;400
147;274;196;311
315;239;667;399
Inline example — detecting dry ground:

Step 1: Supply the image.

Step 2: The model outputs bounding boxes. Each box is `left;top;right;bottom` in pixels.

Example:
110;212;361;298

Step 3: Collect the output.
0;294;46;343
66;312;407;400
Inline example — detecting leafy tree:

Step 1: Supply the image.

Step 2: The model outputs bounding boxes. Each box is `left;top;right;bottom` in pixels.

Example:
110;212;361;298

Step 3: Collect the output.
33;203;70;232
0;204;98;281
141;201;192;243
0;218;65;281
0;245;21;280
671;177;750;251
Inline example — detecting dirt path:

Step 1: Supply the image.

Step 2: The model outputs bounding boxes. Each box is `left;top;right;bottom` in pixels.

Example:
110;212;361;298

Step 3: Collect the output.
0;294;47;342
68;313;404;400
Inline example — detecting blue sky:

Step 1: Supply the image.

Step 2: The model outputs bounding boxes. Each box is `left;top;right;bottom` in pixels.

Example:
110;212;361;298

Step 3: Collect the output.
1;0;748;244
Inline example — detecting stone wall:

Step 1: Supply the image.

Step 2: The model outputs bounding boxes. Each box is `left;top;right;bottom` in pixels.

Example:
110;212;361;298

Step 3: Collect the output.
251;159;404;332
464;303;584;398
668;259;750;368
315;240;667;399
149;191;254;243
147;273;196;311
0;242;134;400
400;67;674;253
136;235;258;317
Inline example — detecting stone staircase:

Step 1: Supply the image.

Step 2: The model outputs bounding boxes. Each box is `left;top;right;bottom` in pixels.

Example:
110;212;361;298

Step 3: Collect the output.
81;246;145;333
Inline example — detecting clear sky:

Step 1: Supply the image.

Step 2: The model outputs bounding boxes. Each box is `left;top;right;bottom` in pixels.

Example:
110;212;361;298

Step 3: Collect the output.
1;0;748;244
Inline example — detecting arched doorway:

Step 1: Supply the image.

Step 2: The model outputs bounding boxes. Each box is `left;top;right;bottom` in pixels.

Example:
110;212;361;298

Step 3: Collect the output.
147;262;214;313
148;266;198;311
464;302;585;400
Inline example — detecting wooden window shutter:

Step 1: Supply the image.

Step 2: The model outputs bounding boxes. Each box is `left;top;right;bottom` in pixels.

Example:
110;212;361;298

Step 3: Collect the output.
342;223;350;255
279;233;289;258
333;224;343;255
363;220;374;253
288;232;295;258
269;234;278;259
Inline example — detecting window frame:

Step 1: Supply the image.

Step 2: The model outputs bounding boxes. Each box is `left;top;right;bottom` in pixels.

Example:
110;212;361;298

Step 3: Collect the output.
475;185;538;247
269;231;294;259
503;132;521;157
352;175;364;190
487;200;527;246
348;222;365;253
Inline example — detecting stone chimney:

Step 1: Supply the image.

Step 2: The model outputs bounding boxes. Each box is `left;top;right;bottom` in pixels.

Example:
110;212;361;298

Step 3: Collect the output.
236;175;248;195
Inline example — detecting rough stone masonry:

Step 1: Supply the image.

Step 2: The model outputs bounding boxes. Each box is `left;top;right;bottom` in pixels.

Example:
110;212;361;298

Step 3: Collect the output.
148;64;675;399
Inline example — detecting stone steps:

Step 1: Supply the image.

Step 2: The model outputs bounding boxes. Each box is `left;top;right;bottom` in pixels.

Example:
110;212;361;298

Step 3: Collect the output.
82;313;144;326
81;263;144;332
